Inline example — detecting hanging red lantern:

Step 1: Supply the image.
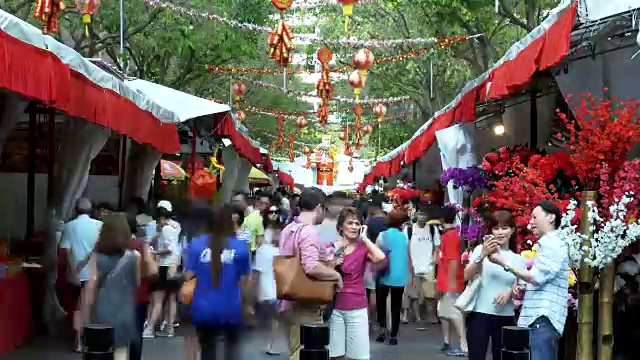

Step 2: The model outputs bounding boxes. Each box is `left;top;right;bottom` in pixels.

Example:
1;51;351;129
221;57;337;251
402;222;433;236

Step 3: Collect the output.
74;0;100;36
373;103;387;124
235;110;246;123
231;81;246;101
348;70;365;99
338;131;347;141
271;0;293;11
353;48;374;76
302;146;311;156
296;116;309;131
363;124;373;135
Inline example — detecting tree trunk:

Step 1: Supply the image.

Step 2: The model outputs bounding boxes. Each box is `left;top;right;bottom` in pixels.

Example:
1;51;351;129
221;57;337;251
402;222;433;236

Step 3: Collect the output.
597;263;615;360
578;191;596;360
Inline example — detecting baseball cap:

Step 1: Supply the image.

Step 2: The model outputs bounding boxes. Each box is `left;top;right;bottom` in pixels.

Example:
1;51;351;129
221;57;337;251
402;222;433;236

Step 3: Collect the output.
157;200;173;212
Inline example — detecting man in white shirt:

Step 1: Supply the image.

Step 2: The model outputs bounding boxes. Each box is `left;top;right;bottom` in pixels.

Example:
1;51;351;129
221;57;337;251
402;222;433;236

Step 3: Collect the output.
60;198;103;352
404;204;440;324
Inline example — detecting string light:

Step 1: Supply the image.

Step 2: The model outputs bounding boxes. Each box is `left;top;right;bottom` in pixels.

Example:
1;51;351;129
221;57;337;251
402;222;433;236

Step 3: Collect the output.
143;0;479;48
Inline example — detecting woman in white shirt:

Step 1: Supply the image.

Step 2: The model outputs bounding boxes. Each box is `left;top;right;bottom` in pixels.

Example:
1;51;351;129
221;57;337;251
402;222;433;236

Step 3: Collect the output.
463;210;526;360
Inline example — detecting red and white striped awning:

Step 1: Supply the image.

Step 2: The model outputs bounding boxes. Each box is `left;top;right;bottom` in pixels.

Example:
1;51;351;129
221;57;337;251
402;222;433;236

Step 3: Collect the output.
361;1;577;186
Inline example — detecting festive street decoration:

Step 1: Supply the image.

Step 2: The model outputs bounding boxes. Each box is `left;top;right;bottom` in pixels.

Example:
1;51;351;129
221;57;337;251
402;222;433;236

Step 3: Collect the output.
353;48;374;77
353;105;364;150
268;20;295;66
34;0;66;34
362;124;372;136
74;0;100;37
296;116;309;132
271;0;292;11
235;110;246;123
252;80;409;104
288;135;295;162
145;0;478;48
207;37;474;75
316;48;334;126
348;70;365;99
372;103;387;120
231;81;246;101
276;116;285;149
348;157;354;172
337;0;359;33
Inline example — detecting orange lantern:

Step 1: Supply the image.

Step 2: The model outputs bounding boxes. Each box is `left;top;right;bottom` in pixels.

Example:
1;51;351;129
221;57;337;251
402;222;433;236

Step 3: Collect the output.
231;81;246;101
271;0;293;11
373;103;387;123
296;116;309;132
363;124;373;135
348;70;365;97
353;48;374;76
235;110;246;123
302;146;311;156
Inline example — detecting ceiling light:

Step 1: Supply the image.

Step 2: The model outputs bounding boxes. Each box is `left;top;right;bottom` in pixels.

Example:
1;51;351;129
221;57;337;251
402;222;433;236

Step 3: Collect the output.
493;123;505;135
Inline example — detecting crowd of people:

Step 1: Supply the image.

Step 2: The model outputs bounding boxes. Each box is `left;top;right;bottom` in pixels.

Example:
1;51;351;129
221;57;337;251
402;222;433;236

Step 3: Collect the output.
57;186;569;360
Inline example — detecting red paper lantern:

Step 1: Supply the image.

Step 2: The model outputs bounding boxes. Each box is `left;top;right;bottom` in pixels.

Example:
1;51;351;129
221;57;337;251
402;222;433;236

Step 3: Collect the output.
363;124;373;135
296;116;309;130
317;48;333;64
235;110;246;122
373;103;387;119
353;48;374;72
271;0;293;11
348;70;365;90
231;81;246;101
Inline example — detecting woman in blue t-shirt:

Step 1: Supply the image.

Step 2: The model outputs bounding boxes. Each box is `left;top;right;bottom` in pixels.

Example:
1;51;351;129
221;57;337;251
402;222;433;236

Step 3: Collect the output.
185;204;251;360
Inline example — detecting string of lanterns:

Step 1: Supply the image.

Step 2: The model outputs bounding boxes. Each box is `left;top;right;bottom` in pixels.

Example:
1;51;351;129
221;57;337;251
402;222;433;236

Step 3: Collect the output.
143;0;476;48
251;80;411;105
207;37;473;75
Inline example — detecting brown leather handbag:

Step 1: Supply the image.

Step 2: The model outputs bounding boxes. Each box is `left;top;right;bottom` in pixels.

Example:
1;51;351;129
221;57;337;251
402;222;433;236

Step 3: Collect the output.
273;225;336;305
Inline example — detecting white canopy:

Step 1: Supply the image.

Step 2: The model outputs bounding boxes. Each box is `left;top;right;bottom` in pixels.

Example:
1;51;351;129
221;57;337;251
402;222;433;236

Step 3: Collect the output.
0;9;180;124
126;79;230;123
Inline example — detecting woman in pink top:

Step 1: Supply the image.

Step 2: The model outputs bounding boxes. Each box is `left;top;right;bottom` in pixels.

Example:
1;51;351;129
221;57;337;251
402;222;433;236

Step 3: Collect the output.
329;207;386;360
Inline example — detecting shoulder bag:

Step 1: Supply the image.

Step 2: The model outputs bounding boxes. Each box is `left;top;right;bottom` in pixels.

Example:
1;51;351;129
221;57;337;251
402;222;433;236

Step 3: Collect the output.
454;245;483;313
273;224;336;304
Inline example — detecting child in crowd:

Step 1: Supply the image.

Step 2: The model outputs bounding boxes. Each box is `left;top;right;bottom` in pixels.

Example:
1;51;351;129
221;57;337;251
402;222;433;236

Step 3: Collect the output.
253;215;283;355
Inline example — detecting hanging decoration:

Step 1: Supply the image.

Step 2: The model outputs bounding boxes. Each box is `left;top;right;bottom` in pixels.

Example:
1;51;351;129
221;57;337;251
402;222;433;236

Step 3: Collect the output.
288;135;295;162
252;80;409;105
316;48;334;126
207;37;475;75
337;0;359;33
372;103;386;157
348;70;365;100
276;116;285;149
145;0;479;48
348;157;354;172
235;110;246;123
303;146;311;168
74;0;100;37
353;48;374;77
231;81;246;102
296;116;309;133
34;0;66;34
269;0;295;67
353;105;364;150
363;124;373;136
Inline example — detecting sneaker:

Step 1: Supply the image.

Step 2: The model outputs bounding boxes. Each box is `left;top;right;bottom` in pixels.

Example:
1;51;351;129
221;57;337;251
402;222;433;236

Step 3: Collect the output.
389;337;398;346
375;331;387;343
157;327;175;338
142;327;155;339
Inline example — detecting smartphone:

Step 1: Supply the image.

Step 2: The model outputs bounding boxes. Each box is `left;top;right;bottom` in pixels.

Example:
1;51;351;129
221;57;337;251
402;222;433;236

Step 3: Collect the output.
483;235;495;243
334;246;346;258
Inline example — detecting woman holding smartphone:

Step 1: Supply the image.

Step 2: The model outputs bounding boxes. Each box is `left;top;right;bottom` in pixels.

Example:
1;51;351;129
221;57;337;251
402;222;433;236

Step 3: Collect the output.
463;210;526;360
329;207;386;360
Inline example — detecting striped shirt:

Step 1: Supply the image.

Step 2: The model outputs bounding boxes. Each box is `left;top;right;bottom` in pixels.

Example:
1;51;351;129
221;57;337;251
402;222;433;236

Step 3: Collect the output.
236;228;252;245
517;230;569;334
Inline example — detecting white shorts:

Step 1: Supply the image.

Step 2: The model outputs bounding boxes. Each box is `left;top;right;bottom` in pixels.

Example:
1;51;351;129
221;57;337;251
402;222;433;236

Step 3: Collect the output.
328;308;370;359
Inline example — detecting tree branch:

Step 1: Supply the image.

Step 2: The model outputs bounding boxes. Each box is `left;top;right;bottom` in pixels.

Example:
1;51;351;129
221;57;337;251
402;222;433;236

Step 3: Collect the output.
498;0;532;32
81;8;164;53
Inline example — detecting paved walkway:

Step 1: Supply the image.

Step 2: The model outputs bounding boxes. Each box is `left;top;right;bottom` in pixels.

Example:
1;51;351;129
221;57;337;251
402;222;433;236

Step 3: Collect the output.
6;322;451;360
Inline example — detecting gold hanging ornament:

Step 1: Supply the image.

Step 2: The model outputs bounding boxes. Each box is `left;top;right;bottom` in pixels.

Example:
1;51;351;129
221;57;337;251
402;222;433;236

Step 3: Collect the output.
353;105;364;150
268;0;295;67
296;116;309;133
316;48;334;126
288;135;295;162
34;0;66;34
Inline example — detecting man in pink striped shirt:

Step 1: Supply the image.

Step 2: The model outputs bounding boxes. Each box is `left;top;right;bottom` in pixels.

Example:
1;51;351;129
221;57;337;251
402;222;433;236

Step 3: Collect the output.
279;187;343;360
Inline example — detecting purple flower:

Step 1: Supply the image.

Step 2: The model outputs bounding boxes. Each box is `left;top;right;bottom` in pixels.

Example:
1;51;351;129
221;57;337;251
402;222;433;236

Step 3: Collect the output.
459;222;485;242
440;166;488;193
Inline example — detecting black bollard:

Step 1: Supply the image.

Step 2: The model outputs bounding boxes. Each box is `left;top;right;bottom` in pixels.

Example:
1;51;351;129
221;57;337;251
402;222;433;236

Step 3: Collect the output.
300;323;329;360
82;324;115;360
501;326;531;360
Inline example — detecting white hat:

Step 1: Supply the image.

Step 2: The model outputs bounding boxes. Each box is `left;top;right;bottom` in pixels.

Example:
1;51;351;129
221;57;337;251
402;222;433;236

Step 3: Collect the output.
157;200;173;212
